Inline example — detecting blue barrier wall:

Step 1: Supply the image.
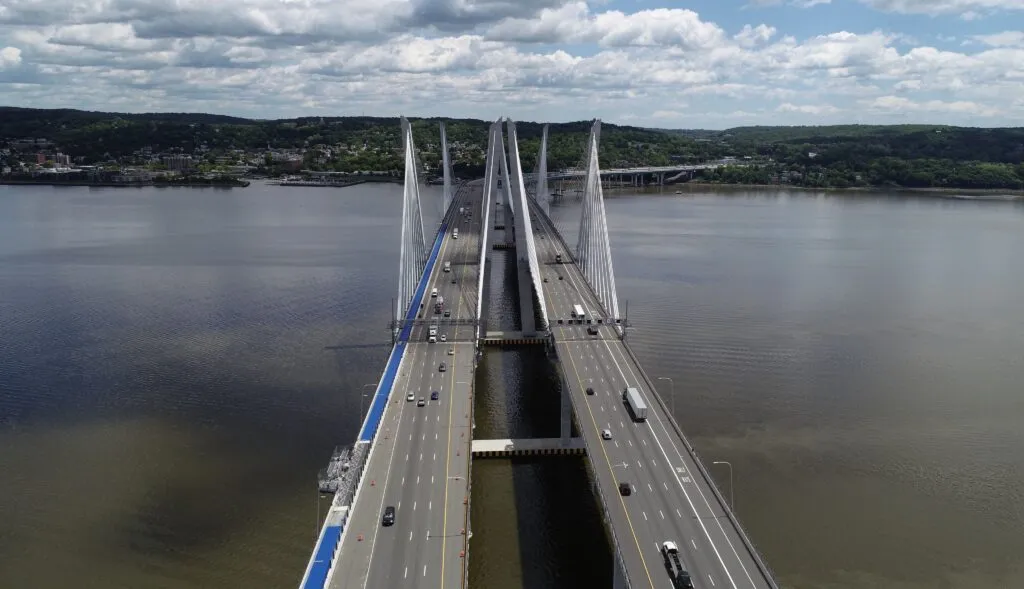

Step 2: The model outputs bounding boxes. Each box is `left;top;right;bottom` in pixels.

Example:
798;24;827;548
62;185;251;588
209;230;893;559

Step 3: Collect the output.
359;224;447;442
301;525;343;589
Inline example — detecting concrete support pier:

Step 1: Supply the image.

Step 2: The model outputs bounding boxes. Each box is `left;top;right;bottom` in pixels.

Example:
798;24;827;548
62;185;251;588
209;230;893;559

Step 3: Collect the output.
471;438;585;458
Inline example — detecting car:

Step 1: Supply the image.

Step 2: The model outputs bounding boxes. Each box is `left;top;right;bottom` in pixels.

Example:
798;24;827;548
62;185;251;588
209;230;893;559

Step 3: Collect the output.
618;482;631;496
447;347;455;355
431;391;439;401
601;429;612;440
417;397;425;407
406;392;415;402
440;334;447;342
586;387;595;395
543;277;549;282
444;310;451;317
439;362;446;372
587;326;599;336
382;506;396;526
451;278;457;284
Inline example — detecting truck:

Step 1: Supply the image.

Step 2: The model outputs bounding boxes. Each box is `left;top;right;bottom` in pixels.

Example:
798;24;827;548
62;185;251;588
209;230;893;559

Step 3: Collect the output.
443;261;451;273
661;541;694;589
572;304;586;323
623;387;648;422
428;324;438;338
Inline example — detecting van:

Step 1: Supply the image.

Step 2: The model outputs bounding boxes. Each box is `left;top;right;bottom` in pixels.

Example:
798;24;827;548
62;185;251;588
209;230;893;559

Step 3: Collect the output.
444;261;451;273
431;288;438;298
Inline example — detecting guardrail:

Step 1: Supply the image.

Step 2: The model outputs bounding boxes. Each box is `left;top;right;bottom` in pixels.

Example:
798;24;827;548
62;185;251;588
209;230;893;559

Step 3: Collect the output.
620;341;781;589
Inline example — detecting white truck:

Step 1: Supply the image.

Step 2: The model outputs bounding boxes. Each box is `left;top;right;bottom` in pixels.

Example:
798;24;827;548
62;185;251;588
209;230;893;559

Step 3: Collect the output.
623;387;648;422
428;323;438;343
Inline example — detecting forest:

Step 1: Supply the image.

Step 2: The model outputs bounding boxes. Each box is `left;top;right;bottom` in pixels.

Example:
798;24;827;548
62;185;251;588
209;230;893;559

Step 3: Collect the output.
2;107;1022;190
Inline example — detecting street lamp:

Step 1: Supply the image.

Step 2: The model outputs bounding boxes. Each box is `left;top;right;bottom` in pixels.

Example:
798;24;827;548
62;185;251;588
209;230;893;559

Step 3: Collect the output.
315;493;330;540
657;377;675;417
712;461;734;514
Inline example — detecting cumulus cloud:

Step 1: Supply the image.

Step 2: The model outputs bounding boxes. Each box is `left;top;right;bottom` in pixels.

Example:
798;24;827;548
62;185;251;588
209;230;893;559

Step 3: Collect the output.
860;0;1024;17
0;0;1022;126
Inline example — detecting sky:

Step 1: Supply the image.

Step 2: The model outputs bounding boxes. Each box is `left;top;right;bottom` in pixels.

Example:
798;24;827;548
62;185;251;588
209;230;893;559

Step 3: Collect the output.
0;0;1023;128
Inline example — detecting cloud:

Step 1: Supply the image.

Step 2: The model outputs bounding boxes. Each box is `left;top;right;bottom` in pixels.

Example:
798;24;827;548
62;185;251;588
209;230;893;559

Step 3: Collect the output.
859;0;1024;17
0;46;22;68
485;3;728;49
0;1;1023;126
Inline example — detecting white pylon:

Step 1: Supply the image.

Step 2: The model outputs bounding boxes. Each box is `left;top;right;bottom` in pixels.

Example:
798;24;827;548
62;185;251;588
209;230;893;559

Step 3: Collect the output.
576;120;621;321
506;118;549;331
534;124;550;216
396;116;427;334
440;121;453;214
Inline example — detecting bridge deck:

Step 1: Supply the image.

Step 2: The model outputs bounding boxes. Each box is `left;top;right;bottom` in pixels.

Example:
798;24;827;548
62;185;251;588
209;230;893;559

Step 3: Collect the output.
324;185;483;589
530;201;775;589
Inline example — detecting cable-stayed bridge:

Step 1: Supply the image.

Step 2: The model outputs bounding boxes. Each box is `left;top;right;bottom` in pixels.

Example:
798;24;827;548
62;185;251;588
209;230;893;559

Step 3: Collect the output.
299;118;779;589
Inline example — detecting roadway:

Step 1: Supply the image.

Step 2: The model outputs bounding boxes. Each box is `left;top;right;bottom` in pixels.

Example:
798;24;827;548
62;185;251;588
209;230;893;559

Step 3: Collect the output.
529;202;773;589
327;185;483;589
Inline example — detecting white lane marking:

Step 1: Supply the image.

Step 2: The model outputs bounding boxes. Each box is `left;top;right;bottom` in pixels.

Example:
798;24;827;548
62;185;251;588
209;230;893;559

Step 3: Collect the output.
660;510;665;520
433;453;437;461
405;454;409;462
692;539;698;550
359;393;406;589
664;482;669;490
435;433;438;440
620;421;625;428
638;461;643;469
409;531;413;541
413;501;417;511
709;575;716;586
642;439;647;446
602;338;757;585
404;567;408;579
419;453;423;461
642;511;648;521
432;475;435;484
614;441;619;448
416;476;420;485
678;509;684;519
599;339;745;589
423;565;427;578
409;435;413;441
430;501;432;511
648;483;653;492
652;459;657;468
628;440;633;447
402;477;405;486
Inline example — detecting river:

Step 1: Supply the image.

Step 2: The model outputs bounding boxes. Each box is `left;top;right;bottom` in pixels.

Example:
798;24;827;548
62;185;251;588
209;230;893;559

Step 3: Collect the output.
0;183;1021;589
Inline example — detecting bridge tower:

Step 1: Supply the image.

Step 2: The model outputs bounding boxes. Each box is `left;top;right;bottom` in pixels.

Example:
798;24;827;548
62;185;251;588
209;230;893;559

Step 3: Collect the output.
395;116;427;337
533;124;550;216
439;121;454;214
505;118;549;336
576;120;622;323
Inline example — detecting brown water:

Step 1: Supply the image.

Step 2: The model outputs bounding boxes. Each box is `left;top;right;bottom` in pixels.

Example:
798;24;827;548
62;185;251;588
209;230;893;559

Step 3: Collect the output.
1;184;1022;588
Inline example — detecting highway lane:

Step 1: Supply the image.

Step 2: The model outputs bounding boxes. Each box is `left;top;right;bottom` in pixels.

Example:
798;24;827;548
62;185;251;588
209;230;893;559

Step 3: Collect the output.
328;186;482;589
529;202;772;589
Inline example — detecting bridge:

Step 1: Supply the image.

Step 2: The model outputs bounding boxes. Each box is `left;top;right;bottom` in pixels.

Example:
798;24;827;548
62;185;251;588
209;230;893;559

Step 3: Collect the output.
300;119;779;589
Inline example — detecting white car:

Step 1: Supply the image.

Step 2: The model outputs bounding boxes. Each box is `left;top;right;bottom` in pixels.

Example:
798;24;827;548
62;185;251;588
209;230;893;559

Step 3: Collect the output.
406;392;415;402
601;429;612;440
440;334;447;342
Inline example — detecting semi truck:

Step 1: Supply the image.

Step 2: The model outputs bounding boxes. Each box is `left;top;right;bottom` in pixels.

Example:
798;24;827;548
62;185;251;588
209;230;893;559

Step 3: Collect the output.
623;387;648;422
661;541;694;589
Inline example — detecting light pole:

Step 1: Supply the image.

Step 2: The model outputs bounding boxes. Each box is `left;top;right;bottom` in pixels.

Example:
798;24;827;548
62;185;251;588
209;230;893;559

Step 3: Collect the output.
657;377;675;418
712;461;734;514
360;383;378;429
315;493;330;540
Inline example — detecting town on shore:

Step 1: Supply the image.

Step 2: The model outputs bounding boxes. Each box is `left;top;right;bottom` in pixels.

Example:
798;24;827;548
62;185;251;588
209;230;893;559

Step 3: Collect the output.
1;107;1022;193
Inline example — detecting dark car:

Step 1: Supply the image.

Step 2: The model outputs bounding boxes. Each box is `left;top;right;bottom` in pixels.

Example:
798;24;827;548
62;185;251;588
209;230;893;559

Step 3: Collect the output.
586;387;595;395
431;391;439;401
587;326;599;336
382;506;396;526
618;482;631;496
451;278;457;284
439;362;446;372
444;310;451;317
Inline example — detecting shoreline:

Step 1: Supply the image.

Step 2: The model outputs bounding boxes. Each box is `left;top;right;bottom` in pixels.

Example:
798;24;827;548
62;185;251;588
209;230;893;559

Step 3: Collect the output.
620;182;1024;200
0;179;250;188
